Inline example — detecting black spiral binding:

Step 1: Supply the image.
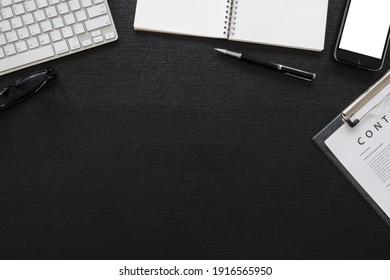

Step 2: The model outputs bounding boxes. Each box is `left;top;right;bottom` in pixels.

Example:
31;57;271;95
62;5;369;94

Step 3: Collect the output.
223;0;238;38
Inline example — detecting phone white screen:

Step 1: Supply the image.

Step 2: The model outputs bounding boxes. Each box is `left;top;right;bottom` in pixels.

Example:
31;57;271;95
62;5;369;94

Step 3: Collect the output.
339;0;390;59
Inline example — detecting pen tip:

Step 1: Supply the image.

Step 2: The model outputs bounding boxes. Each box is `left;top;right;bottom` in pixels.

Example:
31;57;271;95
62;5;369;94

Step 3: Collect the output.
214;48;225;54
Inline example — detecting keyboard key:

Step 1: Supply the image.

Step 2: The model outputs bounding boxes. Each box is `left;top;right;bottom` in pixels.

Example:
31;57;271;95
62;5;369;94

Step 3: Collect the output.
93;35;103;44
36;0;48;9
2;7;14;19
87;3;107;18
68;37;80;50
29;23;41;36
85;15;111;31
6;31;17;43
0;34;6;45
45;6;57;18
0;45;54;72
73;23;85;35
75;10;87;21
0;20;11;32
64;14;76;25
69;0;81;11
17;27;29;39
57;3;69;15
104;32;115;40
11;16;23;29
50;30;62;42
1;0;13;7
38;33;50;45
24;0;37;12
91;30;101;37
22;13;34;25
53;41;68;54
62;27;73;38
13;4;25;16
81;39;92;47
27;37;39;49
40;20;52;32
34;9;46;22
15;41;27;52
52;17;64;29
81;0;93;8
4;44;16;56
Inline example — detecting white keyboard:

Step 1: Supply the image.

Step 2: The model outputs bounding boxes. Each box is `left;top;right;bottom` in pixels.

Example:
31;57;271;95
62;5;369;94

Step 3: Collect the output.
0;0;118;76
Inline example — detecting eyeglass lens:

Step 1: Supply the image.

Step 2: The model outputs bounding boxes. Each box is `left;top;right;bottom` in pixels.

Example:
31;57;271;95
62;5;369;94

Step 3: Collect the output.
0;68;56;111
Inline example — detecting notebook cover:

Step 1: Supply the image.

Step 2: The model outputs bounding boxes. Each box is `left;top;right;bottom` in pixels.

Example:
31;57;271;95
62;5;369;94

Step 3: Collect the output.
228;0;328;52
133;0;328;51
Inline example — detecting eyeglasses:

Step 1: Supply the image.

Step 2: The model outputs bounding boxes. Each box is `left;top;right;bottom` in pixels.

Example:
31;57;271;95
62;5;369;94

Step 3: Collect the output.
0;68;56;112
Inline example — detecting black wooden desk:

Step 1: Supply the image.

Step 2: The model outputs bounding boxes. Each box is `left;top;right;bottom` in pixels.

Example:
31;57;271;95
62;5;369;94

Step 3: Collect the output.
1;0;390;259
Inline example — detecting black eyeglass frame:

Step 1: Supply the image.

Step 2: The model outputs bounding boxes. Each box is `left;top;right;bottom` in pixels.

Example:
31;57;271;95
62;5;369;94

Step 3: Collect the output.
0;68;56;112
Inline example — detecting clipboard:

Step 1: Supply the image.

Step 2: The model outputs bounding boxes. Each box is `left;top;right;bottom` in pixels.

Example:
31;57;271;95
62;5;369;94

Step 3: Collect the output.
313;70;390;227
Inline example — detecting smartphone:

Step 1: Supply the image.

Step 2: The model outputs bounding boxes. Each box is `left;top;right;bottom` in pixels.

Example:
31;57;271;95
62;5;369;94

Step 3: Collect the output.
334;0;390;71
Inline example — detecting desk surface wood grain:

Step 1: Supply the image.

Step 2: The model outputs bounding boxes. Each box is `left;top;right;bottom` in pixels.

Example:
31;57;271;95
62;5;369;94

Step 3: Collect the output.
1;0;390;259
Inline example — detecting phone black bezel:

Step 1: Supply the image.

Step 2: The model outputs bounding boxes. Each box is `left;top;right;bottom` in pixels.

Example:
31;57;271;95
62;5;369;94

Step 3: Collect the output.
334;0;390;71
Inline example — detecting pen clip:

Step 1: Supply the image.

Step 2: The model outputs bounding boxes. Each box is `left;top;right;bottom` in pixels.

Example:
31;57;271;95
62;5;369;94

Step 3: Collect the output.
284;72;314;82
281;65;316;82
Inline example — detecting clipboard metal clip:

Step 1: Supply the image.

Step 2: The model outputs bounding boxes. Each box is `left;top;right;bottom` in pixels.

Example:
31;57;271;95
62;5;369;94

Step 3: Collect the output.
342;114;359;127
342;70;390;128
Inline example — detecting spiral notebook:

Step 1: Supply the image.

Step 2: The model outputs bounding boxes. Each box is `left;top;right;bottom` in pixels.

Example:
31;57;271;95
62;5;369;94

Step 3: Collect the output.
133;0;329;51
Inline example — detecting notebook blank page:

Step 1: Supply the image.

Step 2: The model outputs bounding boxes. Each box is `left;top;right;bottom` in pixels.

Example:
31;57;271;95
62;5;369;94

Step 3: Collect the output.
134;0;228;39
230;0;329;51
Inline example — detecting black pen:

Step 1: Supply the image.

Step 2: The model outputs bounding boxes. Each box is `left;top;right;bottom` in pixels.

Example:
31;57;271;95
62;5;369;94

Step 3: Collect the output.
214;48;316;82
